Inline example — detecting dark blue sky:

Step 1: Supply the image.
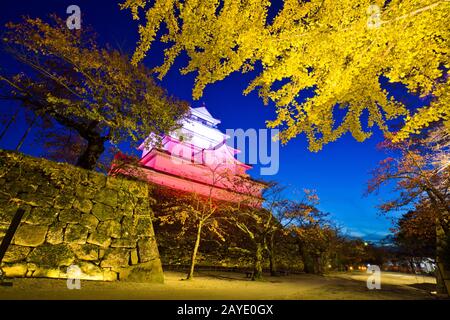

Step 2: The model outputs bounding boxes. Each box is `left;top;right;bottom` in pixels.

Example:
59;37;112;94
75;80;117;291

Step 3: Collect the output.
1;0;425;242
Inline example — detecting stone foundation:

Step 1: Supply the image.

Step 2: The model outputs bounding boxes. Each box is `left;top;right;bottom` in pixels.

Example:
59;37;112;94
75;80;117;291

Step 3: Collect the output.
0;150;163;283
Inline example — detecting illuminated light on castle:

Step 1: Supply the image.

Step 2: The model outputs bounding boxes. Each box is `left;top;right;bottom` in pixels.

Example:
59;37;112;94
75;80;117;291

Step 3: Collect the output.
135;106;266;206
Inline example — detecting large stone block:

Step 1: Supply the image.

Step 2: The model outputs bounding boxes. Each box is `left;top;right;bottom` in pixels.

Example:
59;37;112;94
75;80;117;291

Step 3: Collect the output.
70;243;99;261
91;203;116;221
0;197;10;213
38;182;59;197
2;263;28;277
54;194;75;209
119;261;164;283
100;248;130;268
0;222;9;238
77;261;104;280
121;216;135;237
32;267;62;279
76;170;90;185
119;198;137;216
130;249;139;265
75;185;97;200
111;239;137;248
89;172;107;188
13;224;48;247
3;245;32;263
117;189;135;203
19;192;54;208
137;238;159;263
97;220;121;238
64;224;89;244
46;222;66;245
73;199;93;214
0;205;31;223
23;207;58;226
103;270;118;281
134;216;154;237
59;208;81;224
25;263;37;276
2;179;22;196
134;198;151;214
80;214;99;231
94;189;118;207
87;232;111;248
27;243;75;268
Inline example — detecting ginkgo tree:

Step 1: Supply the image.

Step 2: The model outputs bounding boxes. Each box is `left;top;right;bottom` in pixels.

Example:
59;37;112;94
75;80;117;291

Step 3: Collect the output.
0;15;189;170
120;0;449;151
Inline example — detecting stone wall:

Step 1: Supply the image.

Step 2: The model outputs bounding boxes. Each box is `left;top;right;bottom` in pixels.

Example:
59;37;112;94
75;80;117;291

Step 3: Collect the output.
0;150;163;283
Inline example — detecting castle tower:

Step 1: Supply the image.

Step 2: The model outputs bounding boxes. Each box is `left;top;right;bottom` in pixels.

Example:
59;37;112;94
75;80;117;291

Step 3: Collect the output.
134;106;265;205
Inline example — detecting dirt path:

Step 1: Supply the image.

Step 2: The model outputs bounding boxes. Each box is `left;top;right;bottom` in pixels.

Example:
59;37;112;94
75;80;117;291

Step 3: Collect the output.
0;271;436;300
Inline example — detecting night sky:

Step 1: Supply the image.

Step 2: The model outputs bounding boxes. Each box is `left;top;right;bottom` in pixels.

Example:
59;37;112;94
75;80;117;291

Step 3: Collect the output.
1;0;428;242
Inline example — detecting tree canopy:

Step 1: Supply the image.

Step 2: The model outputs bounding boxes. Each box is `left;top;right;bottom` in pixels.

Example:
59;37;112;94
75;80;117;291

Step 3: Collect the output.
0;16;189;169
120;0;449;151
393;201;436;259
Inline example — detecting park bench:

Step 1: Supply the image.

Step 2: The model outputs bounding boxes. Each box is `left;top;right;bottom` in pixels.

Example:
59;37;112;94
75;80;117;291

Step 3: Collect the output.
245;271;254;278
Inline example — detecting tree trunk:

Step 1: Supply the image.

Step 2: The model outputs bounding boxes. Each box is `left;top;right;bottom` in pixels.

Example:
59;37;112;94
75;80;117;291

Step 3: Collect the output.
269;233;277;276
436;218;450;296
423;189;450;296
315;255;323;275
408;258;416;274
76;135;106;170
15;114;37;151
0;109;19;142
299;243;315;274
187;220;203;280
252;242;264;281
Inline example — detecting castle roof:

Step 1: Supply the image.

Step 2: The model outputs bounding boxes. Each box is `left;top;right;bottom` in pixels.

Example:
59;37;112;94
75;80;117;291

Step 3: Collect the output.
190;107;221;126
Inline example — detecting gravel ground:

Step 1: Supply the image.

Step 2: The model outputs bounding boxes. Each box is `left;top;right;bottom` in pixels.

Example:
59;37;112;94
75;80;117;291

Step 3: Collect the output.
0;270;437;300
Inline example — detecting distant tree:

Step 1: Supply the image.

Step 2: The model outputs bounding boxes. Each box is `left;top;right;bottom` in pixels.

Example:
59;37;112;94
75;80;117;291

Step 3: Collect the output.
228;185;330;278
393;201;436;268
221;177;275;280
0;16;188;170
334;237;367;270
263;184;320;275
261;182;289;276
367;128;450;294
121;0;449;150
367;136;449;217
228;206;274;280
271;192;340;275
291;215;336;274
